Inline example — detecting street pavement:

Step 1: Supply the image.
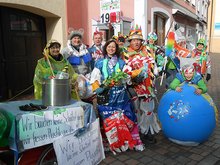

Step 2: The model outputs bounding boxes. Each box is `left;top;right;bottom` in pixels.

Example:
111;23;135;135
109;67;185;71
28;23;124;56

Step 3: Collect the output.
100;53;220;165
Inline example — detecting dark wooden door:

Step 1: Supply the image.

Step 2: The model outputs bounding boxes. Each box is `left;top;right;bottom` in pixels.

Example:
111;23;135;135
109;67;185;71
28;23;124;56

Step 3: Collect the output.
0;7;46;100
154;13;166;46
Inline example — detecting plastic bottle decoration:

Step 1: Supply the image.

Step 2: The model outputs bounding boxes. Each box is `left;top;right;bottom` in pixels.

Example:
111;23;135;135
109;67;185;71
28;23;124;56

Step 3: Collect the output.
165;32;175;57
200;52;207;75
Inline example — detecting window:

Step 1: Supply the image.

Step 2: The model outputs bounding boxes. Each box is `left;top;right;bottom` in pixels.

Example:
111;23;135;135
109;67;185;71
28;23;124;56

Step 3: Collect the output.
10;14;40;31
186;26;196;49
191;0;196;6
122;21;131;37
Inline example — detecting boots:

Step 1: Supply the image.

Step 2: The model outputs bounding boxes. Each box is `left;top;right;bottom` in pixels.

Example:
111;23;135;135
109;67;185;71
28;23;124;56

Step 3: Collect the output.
145;131;157;144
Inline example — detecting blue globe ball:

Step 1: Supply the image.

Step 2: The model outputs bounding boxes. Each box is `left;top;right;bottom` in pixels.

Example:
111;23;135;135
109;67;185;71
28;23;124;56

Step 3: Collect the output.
158;84;216;146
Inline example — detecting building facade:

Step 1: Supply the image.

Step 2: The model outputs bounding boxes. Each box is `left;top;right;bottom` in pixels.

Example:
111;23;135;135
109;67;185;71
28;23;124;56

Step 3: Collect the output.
0;0;68;100
0;0;210;100
207;0;220;53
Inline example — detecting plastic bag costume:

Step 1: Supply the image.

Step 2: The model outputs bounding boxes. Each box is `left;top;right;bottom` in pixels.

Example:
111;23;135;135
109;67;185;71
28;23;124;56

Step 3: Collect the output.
90;54;144;153
33;40;79;100
169;65;207;93
191;39;211;76
61;29;94;100
122;26;161;136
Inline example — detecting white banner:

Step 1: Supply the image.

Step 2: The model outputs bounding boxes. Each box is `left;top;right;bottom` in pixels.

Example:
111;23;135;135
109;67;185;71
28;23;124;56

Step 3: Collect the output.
53;119;105;165
17;107;84;150
179;57;198;68
100;0;120;23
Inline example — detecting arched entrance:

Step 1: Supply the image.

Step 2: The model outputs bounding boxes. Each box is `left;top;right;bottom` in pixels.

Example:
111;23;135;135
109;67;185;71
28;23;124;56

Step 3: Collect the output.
154;13;167;46
0;6;46;100
151;8;171;46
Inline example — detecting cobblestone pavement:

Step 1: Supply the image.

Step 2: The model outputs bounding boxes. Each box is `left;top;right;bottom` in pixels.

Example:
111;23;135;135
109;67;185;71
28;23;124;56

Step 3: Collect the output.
100;53;220;165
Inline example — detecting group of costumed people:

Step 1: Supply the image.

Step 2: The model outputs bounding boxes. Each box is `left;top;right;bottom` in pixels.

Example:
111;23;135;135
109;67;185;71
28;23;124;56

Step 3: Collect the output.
32;24;212;154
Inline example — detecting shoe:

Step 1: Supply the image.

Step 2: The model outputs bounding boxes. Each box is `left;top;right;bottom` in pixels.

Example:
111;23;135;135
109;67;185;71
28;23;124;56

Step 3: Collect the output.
145;133;157;144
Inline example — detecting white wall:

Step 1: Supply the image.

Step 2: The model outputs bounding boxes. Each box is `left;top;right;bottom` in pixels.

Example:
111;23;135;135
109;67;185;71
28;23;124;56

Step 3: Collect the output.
134;0;147;40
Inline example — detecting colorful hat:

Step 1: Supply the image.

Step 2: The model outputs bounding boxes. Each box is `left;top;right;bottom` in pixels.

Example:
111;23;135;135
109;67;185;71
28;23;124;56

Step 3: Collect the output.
45;39;61;49
197;38;206;47
93;28;103;36
147;32;158;41
68;27;84;40
181;64;195;74
43;39;61;57
112;32;127;42
127;25;144;41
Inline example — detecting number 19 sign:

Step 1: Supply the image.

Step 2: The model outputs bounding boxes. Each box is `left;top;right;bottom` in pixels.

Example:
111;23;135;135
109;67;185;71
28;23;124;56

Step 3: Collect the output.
100;0;120;23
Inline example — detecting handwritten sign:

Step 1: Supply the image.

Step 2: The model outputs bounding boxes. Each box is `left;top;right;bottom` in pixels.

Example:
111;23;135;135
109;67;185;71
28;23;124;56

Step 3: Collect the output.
100;0;120;23
53;119;105;165
16;107;84;150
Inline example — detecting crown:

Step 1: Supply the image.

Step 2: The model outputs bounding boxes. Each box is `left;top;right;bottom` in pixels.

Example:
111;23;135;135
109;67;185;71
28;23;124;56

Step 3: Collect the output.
128;25;143;41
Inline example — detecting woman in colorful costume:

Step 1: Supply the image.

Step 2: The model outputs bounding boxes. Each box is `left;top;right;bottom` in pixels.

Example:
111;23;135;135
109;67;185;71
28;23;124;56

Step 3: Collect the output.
62;28;94;101
90;39;144;153
191;38;211;82
122;26;160;144
33;39;79;100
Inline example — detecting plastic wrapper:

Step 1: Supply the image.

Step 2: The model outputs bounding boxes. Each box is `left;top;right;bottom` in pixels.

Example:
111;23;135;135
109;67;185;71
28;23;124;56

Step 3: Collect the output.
103;112;137;154
77;75;94;99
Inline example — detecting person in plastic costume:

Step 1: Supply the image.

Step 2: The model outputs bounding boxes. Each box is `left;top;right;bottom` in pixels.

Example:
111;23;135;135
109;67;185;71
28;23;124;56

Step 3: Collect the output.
61;28;92;76
191;38;211;82
146;32;166;72
170;64;207;95
61;28;95;101
88;29;104;70
164;48;179;89
146;32;158;59
90;39;144;152
112;32;128;54
33;40;79;100
90;39;125;93
122;26;160;144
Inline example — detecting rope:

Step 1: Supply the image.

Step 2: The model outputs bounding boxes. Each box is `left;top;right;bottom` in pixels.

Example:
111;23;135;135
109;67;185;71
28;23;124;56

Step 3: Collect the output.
7;85;34;101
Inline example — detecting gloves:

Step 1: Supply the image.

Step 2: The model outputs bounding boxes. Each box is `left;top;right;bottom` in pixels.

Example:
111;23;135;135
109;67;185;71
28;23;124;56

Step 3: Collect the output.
133;72;145;84
95;87;105;94
206;74;211;82
19;103;47;111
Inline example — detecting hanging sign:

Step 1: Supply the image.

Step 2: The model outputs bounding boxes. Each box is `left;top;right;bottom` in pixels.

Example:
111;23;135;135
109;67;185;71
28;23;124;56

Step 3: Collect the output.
100;0;120;23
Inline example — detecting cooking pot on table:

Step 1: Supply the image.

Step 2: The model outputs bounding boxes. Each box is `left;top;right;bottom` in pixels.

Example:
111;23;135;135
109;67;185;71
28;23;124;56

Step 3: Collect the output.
42;79;71;106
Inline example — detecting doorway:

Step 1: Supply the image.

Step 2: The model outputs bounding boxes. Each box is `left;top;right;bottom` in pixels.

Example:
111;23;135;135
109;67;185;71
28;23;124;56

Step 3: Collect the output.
154;13;166;46
0;6;46;100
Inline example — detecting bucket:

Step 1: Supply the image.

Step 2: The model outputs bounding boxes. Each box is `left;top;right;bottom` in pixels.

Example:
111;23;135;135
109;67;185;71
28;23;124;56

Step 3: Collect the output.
42;79;71;106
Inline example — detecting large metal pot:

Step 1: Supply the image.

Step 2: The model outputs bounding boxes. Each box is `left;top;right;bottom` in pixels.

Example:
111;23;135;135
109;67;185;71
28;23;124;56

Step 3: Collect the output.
42;79;71;106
